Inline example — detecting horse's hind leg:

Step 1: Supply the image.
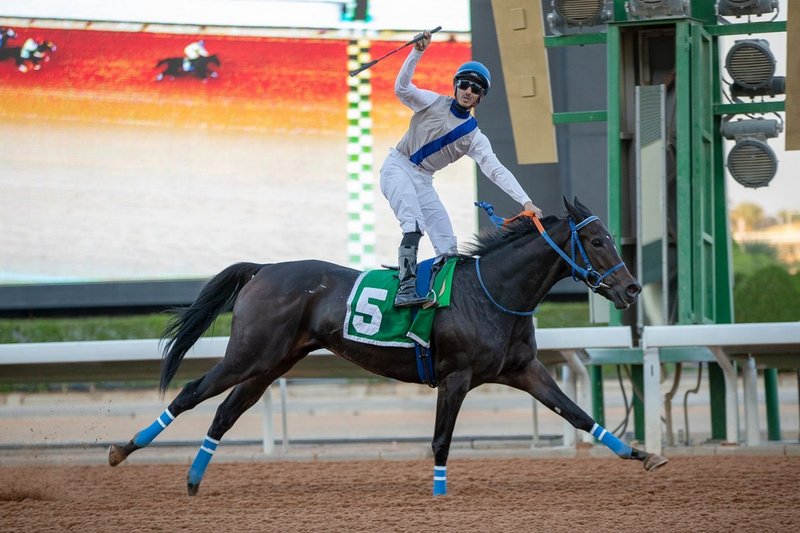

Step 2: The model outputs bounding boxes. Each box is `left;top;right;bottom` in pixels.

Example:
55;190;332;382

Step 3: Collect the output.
185;373;273;495
496;359;667;471
108;360;259;467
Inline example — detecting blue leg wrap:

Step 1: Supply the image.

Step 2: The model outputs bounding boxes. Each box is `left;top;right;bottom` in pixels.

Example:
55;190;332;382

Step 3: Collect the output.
187;436;219;486
133;408;175;447
432;465;447;496
590;423;632;458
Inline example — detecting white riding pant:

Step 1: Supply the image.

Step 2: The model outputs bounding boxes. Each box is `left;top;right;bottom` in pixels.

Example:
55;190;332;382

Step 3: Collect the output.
380;148;458;257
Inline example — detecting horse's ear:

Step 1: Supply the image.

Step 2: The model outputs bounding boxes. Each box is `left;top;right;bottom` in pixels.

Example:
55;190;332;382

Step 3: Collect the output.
573;197;592;217
563;196;579;219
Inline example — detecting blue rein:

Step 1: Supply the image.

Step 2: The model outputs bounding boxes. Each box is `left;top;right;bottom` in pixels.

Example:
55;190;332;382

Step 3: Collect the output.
474;202;625;315
475;256;536;316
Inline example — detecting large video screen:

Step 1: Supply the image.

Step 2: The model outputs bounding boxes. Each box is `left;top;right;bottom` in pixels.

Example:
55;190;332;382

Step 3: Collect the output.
0;23;472;284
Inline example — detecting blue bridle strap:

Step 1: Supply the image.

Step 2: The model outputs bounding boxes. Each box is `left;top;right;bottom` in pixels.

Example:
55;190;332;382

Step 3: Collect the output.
568;217;626;289
535;215;624;291
474;202;626;298
475;256;537;316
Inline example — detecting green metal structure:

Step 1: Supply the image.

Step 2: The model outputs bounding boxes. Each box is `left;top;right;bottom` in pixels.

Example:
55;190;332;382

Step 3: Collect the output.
545;0;787;442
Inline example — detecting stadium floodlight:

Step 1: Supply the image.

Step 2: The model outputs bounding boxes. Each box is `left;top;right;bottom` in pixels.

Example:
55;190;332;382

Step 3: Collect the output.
717;0;779;18
626;0;689;19
725;39;786;98
547;0;612;36
721;118;782;188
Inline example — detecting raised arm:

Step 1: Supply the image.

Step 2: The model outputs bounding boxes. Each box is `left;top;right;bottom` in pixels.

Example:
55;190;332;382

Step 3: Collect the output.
395;34;439;112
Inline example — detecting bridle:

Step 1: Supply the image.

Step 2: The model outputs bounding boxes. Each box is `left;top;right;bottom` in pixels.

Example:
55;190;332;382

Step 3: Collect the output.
473;203;626;316
526;213;625;291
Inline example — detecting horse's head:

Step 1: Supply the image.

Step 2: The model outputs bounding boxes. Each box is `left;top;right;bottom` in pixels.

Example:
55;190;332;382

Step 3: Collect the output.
563;197;641;309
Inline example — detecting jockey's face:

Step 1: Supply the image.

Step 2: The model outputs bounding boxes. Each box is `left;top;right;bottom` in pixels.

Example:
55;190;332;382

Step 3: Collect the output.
455;79;485;109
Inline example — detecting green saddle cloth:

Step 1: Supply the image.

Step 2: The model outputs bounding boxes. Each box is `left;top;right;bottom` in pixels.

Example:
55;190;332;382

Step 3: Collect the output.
343;258;458;349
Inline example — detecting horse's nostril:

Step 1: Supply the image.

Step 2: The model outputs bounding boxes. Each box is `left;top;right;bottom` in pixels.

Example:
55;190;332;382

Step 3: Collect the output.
627;283;642;298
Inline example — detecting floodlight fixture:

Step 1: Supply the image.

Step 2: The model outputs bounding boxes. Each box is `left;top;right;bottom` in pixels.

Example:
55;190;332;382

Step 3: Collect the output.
725;39;786;98
626;0;689;19
547;0;612;36
717;0;779;18
721;118;782;188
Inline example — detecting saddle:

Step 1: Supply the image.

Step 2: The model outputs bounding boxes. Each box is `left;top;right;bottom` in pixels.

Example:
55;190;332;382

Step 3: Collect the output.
343;257;458;349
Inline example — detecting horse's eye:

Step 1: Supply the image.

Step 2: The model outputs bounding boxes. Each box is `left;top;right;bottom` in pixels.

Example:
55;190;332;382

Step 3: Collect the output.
591;238;603;247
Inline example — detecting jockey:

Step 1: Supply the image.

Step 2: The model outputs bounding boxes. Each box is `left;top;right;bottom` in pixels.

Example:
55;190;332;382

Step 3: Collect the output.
183;39;209;72
0;27;16;48
19;36;40;59
18;36;43;72
380;30;542;307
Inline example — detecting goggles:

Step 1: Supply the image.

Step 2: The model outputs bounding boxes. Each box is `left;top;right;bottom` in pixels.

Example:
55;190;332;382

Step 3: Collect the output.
456;79;486;95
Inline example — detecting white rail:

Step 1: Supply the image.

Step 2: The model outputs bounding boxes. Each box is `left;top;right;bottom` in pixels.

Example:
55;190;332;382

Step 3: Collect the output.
2;323;797;455
641;322;800;454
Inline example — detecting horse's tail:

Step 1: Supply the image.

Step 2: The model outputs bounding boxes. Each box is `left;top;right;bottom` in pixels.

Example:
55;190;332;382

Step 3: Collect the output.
159;262;264;393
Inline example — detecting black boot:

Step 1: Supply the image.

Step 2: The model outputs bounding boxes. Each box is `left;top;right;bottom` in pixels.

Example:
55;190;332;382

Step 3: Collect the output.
394;244;430;308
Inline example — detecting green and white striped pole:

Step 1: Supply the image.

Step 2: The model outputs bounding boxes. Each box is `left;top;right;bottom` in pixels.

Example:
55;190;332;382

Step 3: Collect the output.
346;37;375;270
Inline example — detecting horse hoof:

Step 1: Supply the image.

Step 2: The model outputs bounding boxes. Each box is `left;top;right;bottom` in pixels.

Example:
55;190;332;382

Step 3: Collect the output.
108;444;127;467
187;483;200;496
643;453;668;471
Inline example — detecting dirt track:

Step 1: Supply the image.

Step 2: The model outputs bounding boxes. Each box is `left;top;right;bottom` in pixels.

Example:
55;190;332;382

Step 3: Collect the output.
1;455;799;532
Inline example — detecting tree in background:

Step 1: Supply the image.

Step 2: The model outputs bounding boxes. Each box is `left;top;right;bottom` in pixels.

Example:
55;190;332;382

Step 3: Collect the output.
731;237;800;322
734;265;800;323
731;240;780;283
730;202;771;231
776;210;800;225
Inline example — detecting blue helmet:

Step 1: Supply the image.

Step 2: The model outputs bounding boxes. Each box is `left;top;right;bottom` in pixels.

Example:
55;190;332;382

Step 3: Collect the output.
454;61;491;95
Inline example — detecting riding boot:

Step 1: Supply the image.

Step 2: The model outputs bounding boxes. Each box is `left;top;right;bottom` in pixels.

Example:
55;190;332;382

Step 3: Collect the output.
394;245;430;308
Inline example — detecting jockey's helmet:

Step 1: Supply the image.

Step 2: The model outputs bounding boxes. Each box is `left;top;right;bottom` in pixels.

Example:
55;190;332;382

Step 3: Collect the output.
454;61;491;96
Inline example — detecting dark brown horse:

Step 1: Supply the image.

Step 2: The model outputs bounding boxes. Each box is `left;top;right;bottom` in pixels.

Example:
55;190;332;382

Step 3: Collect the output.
108;198;667;496
0;40;56;72
154;54;220;81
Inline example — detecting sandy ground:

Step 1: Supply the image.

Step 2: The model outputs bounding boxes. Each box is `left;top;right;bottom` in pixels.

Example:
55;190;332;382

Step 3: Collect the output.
1;378;799;532
1;455;799;532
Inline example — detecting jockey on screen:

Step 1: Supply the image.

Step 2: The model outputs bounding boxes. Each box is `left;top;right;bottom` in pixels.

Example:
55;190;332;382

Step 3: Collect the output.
19;37;40;59
183;39;209;72
18;36;46;72
0;27;16;48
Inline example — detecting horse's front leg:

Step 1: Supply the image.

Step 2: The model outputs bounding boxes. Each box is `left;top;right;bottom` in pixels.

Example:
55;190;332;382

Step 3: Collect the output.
496;358;667;471
430;369;471;496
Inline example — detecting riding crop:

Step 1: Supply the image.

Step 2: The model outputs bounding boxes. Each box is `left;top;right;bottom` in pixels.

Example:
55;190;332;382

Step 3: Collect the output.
348;26;442;77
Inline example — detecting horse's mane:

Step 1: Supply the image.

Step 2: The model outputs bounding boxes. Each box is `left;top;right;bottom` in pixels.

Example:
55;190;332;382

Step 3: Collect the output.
461;214;561;257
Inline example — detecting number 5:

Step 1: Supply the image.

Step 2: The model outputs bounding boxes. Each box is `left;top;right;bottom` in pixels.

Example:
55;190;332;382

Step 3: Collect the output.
352;288;388;336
